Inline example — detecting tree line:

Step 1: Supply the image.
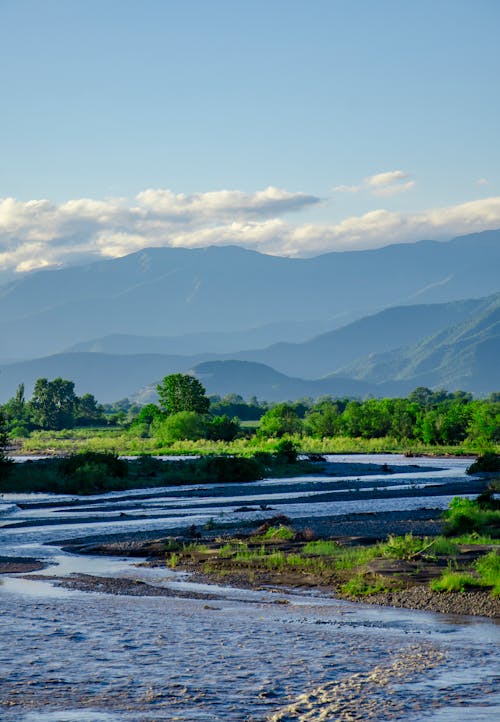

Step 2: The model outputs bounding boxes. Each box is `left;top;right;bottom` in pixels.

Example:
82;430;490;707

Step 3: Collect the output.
0;375;499;448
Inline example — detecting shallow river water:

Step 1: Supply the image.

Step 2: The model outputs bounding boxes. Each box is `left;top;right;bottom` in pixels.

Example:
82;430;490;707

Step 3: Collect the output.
0;455;498;721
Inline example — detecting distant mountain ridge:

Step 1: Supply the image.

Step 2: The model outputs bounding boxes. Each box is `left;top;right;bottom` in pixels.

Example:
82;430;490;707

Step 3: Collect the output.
336;293;500;395
0;229;499;359
227;297;487;378
0;292;498;403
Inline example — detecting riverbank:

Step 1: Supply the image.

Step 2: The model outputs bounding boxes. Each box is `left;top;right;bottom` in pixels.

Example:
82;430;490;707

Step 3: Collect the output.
26;499;497;619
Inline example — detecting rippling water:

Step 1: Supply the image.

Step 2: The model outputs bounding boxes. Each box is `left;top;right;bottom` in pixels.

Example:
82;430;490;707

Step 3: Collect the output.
1;455;498;721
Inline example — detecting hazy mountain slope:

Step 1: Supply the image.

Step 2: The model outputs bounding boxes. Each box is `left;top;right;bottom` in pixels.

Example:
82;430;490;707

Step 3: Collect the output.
65;318;336;356
337;294;500;394
191;360;374;401
0;353;375;404
0;353;211;403
231;297;485;378
0;229;499;359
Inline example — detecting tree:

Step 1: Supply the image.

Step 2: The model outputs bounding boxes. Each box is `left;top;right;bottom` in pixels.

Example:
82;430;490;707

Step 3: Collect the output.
0;411;12;478
155;411;208;442
0;411;9;461
31;377;77;430
258;403;303;438
157;374;210;416
75;393;106;427
207;414;241;441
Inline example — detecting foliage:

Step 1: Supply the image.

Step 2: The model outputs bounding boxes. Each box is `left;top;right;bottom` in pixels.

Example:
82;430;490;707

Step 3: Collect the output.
258;403;303;438
31;377;77;430
262;525;295;541
442;496;500;538
206;414;241;441
430;567;479;593
378;534;428;560
209;394;267;421
475;551;500;595
274;438;299;463
340;574;389;596
157;374;210;416
0;411;12;479
154;411;208;442
59;451;129;479
467;453;500;474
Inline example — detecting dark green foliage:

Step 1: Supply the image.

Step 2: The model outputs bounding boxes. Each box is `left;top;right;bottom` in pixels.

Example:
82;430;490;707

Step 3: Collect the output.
207;415;241;441
157;373;210;415
0;411;12;479
209;394;267;421
274;439;299;464
195;455;264;483
31;377;77;430
74;393;107;427
59;452;128;479
467;453;500;474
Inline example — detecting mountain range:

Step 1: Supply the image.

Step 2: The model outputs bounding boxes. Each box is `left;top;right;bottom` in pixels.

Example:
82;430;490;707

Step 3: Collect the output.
1;229;499;360
0;229;498;402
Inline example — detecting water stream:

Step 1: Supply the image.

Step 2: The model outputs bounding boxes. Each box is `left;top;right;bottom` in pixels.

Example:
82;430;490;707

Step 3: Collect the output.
1;455;498;721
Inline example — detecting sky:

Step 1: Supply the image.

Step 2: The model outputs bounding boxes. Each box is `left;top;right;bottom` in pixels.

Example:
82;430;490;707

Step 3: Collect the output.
1;0;499;276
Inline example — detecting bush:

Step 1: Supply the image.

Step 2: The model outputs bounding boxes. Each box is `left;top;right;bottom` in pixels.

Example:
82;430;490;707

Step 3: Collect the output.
475;551;500;595
430;569;479;593
443;496;500;538
467;453;500;474
197;455;264;483
263;525;295;541
274;438;299;464
59;451;128;479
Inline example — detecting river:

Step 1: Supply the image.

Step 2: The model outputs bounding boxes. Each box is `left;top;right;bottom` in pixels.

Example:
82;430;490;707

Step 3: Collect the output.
0;454;498;721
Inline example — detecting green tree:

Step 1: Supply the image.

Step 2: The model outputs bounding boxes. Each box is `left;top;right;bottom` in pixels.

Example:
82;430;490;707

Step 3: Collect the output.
157;374;210;416
155;411;208;442
207;414;241;441
31;377;77;430
258;403;303;438
75;393;106;427
0;411;9;464
1;383;31;434
304;400;342;438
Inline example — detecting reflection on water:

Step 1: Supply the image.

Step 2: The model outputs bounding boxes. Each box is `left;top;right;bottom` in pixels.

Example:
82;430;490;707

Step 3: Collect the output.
1;454;498;720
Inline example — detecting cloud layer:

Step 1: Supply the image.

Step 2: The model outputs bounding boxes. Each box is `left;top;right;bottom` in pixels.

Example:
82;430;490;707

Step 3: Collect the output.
334;170;416;197
1;185;499;274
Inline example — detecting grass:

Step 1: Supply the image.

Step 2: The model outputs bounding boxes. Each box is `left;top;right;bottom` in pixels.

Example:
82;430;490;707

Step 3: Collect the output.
475;551;500;595
443;496;500;538
340;574;391;596
15;427;499;457
430;568;479;593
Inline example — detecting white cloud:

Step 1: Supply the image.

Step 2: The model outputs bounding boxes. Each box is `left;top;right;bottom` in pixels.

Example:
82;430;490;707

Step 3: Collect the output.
334;169;415;197
476;178;489;186
0;188;499;272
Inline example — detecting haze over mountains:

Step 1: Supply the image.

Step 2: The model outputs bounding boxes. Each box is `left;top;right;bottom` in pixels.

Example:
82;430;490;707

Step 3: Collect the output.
1;229;499;360
0;229;498;402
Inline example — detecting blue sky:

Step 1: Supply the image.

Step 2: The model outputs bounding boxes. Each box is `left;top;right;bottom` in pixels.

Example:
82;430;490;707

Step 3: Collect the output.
1;0;499;273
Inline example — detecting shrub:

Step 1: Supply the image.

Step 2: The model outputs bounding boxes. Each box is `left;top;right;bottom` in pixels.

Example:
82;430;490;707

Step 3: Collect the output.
378;534;427;560
475;551;500;595
340;574;389;596
274;438;299;464
467;453;500;474
430;568;478;593
59;451;128;479
263;525;295;541
443;496;500;538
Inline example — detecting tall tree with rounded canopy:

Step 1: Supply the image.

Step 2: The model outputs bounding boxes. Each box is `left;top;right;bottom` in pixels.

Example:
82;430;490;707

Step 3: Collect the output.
31;377;77;430
157;373;210;416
